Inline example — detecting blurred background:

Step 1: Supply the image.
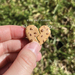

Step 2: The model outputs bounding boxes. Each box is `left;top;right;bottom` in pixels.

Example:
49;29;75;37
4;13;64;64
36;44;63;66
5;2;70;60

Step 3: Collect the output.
0;0;75;75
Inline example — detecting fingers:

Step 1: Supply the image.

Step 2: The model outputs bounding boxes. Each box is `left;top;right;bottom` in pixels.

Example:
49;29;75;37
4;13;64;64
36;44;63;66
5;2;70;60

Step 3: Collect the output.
0;25;26;42
4;42;42;75
0;52;41;69
36;52;42;62
0;63;11;75
0;53;18;68
0;39;29;56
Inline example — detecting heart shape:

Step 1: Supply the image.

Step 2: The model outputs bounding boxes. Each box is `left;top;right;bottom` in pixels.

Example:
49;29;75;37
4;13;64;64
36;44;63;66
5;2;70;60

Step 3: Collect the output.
26;25;51;45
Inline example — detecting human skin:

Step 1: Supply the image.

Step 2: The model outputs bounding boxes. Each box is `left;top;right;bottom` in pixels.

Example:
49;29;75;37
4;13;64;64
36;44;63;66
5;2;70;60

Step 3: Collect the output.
0;25;42;75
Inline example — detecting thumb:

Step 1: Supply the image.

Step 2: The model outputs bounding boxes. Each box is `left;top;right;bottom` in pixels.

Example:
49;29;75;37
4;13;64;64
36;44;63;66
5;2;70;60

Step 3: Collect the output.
4;42;41;75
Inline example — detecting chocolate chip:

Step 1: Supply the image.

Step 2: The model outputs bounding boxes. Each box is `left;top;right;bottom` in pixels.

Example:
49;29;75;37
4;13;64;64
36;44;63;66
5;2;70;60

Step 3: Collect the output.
41;35;43;37
43;40;44;42
46;33;49;35
30;28;33;30
34;32;36;34
30;34;32;36
41;29;44;32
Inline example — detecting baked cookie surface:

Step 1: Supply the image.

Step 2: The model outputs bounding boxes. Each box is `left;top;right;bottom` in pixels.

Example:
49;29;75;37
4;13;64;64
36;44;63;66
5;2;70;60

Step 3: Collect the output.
26;25;51;45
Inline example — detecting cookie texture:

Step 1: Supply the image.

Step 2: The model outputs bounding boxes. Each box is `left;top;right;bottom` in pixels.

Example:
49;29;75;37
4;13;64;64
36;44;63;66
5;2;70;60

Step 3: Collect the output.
37;25;51;45
26;25;39;42
26;25;51;45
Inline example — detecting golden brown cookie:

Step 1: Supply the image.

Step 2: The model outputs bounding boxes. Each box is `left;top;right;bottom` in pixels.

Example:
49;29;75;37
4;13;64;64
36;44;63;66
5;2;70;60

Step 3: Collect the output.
37;25;51;45
26;25;51;45
26;25;39;42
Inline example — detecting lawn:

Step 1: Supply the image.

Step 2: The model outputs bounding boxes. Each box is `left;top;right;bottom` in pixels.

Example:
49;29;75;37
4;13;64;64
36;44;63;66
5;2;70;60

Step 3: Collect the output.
0;0;75;75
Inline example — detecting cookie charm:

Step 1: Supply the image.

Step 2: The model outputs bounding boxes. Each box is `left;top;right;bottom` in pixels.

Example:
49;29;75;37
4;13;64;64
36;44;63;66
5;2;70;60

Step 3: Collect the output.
26;25;51;45
26;25;39;43
37;25;51;45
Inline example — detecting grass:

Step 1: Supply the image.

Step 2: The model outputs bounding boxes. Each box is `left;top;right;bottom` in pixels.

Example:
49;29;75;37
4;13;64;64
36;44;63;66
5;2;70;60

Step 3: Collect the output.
0;0;75;75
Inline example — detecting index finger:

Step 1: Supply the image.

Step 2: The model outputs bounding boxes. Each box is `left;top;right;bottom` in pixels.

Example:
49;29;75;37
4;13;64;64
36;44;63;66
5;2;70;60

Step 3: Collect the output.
0;25;26;42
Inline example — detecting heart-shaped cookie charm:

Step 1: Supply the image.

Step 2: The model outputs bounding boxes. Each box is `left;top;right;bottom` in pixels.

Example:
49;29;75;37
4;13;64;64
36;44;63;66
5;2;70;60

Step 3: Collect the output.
26;25;51;45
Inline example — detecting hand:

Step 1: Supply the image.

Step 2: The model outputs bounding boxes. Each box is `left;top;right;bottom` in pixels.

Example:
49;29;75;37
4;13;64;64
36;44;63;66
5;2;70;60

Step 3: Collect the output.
0;25;42;75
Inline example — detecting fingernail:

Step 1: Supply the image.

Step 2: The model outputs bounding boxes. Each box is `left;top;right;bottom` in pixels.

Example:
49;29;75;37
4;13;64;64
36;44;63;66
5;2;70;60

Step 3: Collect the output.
25;42;41;56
